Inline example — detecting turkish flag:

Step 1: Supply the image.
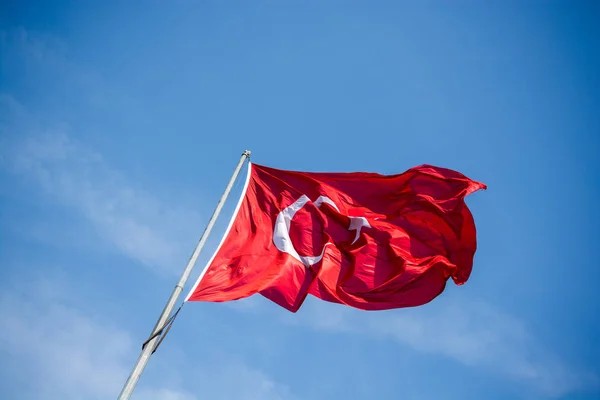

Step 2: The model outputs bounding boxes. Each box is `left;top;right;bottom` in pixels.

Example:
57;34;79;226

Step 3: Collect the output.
186;163;485;312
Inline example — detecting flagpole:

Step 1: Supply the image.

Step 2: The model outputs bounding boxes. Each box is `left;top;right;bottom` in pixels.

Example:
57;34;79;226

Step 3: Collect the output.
117;150;251;400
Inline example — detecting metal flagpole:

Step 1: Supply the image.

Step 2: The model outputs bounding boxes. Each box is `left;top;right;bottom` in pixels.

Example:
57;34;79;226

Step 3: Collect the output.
117;150;251;400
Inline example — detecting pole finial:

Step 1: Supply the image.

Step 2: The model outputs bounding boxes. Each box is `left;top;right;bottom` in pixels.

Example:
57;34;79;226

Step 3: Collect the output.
243;150;251;158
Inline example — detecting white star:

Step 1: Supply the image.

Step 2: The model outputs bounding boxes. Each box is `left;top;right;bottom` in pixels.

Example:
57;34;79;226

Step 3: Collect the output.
348;216;371;244
314;196;371;244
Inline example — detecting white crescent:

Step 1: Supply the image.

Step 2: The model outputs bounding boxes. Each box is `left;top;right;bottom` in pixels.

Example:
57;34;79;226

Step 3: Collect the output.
272;195;370;267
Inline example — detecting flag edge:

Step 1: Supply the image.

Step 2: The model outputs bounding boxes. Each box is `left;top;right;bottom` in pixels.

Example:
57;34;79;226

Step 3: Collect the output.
184;161;253;302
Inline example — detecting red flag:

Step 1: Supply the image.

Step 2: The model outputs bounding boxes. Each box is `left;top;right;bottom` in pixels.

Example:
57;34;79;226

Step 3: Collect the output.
186;163;485;312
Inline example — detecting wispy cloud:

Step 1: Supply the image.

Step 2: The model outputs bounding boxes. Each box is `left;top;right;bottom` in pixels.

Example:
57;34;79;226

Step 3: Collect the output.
19;132;199;273
281;297;597;398
134;388;198;400
1;28;199;274
186;362;295;400
0;275;192;399
1;96;201;274
0;272;295;400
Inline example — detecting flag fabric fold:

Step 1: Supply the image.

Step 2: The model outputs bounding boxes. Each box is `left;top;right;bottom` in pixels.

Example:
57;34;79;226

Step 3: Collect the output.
186;162;485;312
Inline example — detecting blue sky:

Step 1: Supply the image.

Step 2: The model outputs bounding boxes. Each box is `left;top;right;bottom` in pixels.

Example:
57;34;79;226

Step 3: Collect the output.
1;1;599;399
